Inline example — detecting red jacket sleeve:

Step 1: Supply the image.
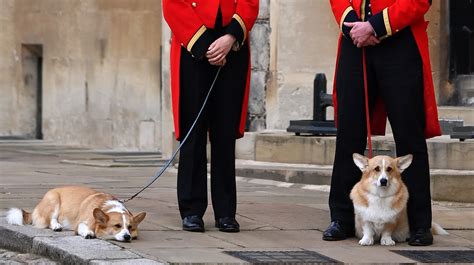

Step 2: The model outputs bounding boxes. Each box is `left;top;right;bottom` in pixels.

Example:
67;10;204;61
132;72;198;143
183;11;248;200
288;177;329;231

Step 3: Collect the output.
329;0;360;38
225;0;259;50
368;0;431;39
162;0;215;59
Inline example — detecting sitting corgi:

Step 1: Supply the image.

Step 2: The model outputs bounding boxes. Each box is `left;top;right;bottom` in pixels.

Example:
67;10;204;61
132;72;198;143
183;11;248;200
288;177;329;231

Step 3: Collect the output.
6;186;146;242
350;154;447;246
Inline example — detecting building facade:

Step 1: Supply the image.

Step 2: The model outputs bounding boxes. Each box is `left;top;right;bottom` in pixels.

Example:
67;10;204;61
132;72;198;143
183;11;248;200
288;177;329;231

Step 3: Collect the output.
1;0;472;153
0;0;163;150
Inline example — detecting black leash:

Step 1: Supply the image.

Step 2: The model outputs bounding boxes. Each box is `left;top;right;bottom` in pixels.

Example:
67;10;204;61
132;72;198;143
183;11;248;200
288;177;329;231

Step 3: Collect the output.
120;66;222;203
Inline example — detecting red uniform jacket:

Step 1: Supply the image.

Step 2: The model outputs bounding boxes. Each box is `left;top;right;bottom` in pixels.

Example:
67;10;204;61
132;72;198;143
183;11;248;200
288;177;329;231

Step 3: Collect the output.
330;0;441;139
163;0;259;140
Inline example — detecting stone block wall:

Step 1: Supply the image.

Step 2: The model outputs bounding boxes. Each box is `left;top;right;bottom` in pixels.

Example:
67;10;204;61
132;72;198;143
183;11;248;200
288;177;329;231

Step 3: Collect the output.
0;0;162;150
248;0;270;131
267;0;339;130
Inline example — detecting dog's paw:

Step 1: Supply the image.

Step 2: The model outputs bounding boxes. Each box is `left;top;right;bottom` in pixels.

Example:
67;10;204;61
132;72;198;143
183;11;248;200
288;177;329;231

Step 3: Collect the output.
84;234;96;239
381;236;396;246
77;223;95;239
51;223;63;232
359;236;374;246
80;231;96;239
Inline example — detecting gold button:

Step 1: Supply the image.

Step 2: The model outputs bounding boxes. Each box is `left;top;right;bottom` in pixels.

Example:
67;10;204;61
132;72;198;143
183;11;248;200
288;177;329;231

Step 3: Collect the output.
192;2;197;7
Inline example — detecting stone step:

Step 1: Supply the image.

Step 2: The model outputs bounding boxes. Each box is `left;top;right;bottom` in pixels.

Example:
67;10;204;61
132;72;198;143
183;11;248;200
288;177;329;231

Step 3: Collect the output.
438;106;474;125
235;159;474;203
386;106;474;135
236;159;332;185
248;133;474;170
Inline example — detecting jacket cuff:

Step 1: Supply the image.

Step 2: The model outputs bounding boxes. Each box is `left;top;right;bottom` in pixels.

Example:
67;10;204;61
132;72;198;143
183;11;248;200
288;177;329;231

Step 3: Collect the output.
225;15;247;51
187;25;215;60
341;9;359;38
368;8;392;39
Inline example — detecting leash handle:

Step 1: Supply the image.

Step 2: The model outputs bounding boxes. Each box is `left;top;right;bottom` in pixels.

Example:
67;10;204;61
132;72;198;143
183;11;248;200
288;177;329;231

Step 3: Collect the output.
362;48;373;158
120;66;223;203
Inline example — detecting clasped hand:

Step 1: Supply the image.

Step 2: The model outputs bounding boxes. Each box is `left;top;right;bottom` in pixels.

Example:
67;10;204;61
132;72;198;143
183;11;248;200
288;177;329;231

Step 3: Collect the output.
344;21;380;48
206;34;236;66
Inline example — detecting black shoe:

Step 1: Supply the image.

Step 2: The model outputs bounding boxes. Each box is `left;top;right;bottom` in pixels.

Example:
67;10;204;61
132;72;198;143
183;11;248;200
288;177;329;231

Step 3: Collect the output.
409;228;433;246
215;217;240;233
182;215;205;232
322;221;355;241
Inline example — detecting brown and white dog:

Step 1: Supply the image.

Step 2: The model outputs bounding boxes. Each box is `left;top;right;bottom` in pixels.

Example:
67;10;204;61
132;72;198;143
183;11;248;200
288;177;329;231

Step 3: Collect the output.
350;154;447;246
6;186;146;242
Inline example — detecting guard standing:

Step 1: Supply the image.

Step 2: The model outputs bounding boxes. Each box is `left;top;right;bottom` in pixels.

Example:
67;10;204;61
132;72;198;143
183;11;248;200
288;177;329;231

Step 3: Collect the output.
324;0;441;246
163;0;259;233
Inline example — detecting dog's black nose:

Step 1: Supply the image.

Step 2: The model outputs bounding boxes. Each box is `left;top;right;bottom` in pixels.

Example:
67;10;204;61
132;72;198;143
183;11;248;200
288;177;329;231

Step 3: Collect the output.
380;178;388;186
124;234;131;241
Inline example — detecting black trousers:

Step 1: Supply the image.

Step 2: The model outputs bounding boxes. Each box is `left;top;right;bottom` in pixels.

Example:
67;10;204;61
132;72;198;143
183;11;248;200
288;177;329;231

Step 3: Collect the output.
177;43;249;219
329;28;432;230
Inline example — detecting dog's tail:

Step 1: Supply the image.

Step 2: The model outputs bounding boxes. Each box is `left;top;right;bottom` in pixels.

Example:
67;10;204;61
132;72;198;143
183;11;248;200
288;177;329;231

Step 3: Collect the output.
6;208;32;226
432;222;449;235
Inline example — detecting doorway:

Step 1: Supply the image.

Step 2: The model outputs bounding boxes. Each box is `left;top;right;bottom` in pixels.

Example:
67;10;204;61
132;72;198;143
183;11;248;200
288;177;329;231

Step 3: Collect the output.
449;0;474;77
21;44;43;139
448;0;474;106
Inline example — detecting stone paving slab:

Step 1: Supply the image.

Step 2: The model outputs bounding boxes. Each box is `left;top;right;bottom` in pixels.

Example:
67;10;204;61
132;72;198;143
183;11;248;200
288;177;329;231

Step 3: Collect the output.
450;230;474;242
90;259;163;265
136;248;246;264
433;208;474;230
60;159;166;168
115;231;241;249
207;230;350;249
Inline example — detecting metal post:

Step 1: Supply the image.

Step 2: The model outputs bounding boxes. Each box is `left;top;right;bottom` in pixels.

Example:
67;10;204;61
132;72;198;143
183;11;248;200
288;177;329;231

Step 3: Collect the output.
314;73;327;121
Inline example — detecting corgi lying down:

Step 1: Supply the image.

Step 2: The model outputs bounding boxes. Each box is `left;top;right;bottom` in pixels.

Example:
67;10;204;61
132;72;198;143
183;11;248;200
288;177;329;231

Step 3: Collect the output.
350;154;447;246
7;186;146;242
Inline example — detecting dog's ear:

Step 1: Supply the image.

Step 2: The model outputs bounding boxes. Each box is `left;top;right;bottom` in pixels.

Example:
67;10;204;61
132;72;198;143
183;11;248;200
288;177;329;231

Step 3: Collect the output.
397;154;413;173
133;212;146;225
93;208;109;225
353;153;369;171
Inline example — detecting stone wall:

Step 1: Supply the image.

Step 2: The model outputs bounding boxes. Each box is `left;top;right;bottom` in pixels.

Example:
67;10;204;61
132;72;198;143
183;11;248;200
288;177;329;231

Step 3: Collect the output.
1;0;450;152
248;0;270;131
427;0;450;104
0;0;20;137
267;0;339;130
0;0;162;150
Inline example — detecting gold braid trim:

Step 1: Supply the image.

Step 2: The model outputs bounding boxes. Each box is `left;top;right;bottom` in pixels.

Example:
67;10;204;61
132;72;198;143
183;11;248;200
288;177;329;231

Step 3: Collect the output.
187;25;207;53
233;14;247;43
383;8;392;37
340;6;354;31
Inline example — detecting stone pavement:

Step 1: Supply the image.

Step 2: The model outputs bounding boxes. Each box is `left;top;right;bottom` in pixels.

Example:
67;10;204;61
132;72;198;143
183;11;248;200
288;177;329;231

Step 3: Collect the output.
0;141;473;264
